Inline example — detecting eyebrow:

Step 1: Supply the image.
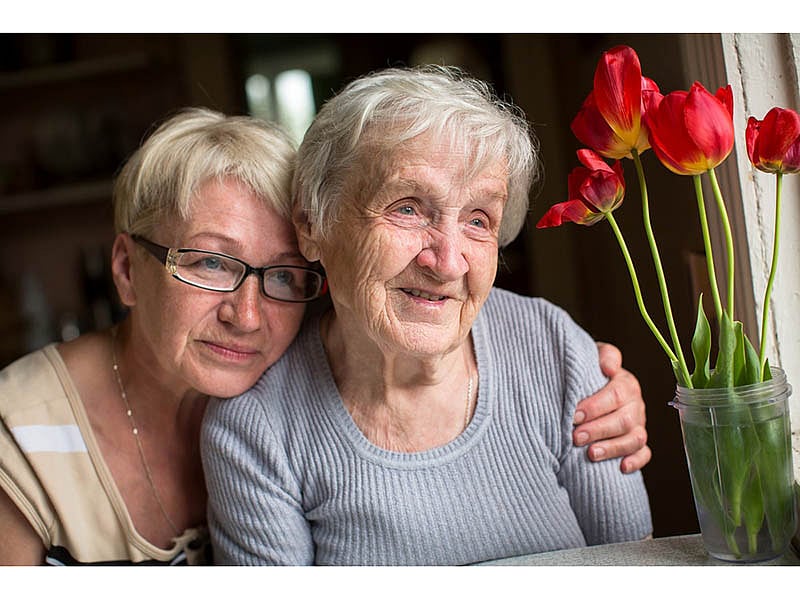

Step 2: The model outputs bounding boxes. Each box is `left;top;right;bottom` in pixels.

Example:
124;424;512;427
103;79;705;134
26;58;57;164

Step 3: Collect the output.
183;233;305;264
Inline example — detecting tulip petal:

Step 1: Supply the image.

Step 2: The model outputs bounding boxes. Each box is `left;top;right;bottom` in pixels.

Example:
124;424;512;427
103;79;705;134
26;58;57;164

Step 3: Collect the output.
757;108;800;171
783;139;800;173
571;92;632;159
683;83;734;167
567;166;593;199
593;46;642;148
647;91;705;175
746;116;761;166
577;148;614;173
715;85;734;119
536;199;605;228
580;171;624;212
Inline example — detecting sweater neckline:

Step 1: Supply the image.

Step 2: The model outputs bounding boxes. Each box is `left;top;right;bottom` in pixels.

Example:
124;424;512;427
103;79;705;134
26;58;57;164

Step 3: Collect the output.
307;309;493;469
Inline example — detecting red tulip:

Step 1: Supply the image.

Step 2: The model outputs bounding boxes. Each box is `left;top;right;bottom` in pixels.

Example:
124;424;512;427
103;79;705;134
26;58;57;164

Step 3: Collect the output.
746;107;800;174
645;82;734;175
537;149;625;228
571;45;662;159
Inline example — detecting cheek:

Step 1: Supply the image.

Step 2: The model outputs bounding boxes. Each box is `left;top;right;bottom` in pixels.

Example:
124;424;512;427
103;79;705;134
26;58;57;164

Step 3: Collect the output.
324;229;420;295
468;249;499;295
262;305;306;362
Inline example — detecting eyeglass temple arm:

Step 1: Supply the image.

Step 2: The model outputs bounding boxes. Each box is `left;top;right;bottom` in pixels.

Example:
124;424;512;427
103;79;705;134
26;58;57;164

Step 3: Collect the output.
130;234;179;274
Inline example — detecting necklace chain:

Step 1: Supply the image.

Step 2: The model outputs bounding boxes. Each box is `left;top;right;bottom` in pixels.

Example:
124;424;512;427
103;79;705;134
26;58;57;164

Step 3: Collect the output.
463;372;474;431
110;328;180;537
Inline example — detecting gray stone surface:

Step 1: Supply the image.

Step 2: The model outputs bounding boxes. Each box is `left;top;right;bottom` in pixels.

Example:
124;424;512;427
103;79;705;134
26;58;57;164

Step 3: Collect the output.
478;534;800;566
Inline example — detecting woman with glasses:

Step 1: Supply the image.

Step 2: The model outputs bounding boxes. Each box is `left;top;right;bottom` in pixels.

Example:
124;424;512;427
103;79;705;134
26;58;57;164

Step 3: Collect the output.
0;104;646;567
0;108;324;565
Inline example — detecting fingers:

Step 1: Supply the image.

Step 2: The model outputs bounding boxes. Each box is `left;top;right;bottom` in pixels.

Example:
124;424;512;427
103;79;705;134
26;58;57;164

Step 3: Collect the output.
579;423;648;464
596;341;622;376
573;396;645;447
573;368;642;426
620;443;653;474
574;347;651;473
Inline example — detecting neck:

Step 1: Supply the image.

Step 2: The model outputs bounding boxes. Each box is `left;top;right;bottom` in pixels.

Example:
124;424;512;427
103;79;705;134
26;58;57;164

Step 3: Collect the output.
110;322;208;431
321;310;477;452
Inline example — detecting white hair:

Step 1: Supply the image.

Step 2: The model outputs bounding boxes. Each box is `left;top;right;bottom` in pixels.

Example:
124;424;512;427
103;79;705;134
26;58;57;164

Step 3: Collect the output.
293;65;540;247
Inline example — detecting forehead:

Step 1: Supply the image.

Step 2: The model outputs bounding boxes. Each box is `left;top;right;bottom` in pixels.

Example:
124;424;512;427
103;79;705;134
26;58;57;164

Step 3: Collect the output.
155;177;298;255
367;133;510;195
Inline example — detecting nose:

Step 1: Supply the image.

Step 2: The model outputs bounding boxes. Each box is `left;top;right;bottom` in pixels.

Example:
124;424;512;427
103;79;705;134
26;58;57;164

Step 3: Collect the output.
219;274;263;332
415;227;469;281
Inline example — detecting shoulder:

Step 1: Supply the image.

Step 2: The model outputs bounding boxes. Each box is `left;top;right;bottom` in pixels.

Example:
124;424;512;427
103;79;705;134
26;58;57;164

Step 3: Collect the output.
477;288;603;395
479;288;590;351
0;345;64;418
482;288;577;326
203;317;326;445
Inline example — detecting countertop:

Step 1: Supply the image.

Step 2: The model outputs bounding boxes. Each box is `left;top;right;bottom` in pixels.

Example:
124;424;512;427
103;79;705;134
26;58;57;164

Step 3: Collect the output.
478;534;800;566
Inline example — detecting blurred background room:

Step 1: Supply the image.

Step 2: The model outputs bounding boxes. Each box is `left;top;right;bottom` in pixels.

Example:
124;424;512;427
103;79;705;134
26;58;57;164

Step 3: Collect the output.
0;31;784;541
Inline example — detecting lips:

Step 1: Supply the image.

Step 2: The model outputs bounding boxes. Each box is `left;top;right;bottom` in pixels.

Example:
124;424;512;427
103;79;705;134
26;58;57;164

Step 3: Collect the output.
202;340;260;360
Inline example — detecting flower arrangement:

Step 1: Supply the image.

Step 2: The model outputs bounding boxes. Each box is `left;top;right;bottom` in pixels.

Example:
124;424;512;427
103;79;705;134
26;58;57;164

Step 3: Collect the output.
536;45;799;561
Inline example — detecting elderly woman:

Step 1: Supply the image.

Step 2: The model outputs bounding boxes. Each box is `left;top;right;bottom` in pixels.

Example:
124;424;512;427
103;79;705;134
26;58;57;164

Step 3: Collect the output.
0;108;326;564
201;66;653;566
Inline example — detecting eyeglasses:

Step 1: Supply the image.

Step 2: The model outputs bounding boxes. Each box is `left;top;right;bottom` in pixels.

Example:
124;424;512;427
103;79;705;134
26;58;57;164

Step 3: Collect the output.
131;234;327;303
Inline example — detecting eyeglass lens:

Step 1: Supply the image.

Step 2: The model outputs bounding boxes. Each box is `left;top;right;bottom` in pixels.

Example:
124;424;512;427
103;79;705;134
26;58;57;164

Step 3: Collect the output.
175;251;322;301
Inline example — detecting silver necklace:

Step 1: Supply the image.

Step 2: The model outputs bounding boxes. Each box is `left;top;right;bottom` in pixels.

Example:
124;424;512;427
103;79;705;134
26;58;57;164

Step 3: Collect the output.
463;372;474;431
110;329;180;537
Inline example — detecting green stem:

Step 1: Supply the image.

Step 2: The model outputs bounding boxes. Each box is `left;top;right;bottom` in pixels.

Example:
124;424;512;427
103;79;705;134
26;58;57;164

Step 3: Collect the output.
708;168;735;318
606;211;683;373
693;175;724;323
632;151;692;387
759;172;783;380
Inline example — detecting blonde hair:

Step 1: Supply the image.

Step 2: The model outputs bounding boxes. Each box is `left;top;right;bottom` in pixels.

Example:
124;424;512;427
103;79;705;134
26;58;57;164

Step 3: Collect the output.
293;65;539;247
114;107;296;235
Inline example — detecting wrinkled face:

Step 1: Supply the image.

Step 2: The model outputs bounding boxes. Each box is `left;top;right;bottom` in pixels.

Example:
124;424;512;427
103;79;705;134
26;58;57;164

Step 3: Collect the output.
309;135;508;359
129;177;308;398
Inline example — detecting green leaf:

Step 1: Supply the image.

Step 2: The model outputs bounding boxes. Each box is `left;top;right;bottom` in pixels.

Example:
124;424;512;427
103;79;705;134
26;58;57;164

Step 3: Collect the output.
733;321;746;386
741;458;765;554
709;311;736;388
754;414;795;551
737;328;761;387
690;297;712;388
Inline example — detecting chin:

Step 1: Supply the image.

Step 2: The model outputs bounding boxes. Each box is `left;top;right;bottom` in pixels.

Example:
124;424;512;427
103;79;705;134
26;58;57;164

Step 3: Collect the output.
394;334;462;358
193;369;265;399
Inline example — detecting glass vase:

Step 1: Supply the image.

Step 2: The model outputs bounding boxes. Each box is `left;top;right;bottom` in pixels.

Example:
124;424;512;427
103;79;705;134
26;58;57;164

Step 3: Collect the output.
671;368;797;562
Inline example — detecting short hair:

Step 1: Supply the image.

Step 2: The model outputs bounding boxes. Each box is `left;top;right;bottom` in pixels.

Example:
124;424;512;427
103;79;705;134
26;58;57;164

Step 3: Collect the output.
293;65;540;247
113;107;296;236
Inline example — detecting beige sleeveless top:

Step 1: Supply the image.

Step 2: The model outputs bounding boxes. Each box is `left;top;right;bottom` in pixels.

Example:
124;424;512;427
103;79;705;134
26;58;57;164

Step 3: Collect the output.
0;344;210;565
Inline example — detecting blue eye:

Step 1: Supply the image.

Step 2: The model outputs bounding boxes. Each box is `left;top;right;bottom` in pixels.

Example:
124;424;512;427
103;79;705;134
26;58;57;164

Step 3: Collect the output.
469;213;489;229
396;205;416;216
269;269;295;286
201;257;224;270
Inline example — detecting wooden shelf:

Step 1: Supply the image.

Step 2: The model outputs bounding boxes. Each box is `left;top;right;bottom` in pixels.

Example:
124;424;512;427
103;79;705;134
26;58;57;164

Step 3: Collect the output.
0;179;113;215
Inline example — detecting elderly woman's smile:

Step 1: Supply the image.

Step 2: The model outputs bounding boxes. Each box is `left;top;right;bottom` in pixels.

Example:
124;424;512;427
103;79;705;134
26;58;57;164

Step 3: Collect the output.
400;288;448;301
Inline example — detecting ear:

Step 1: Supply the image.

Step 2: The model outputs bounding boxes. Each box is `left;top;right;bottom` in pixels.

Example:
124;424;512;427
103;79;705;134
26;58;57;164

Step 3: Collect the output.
292;204;322;263
110;233;137;307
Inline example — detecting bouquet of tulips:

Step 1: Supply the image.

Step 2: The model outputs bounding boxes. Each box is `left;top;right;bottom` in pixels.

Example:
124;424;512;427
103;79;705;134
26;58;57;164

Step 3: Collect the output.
537;45;799;559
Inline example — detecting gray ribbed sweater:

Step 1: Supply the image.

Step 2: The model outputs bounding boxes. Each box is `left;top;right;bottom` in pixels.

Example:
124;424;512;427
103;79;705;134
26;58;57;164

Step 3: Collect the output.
201;288;652;565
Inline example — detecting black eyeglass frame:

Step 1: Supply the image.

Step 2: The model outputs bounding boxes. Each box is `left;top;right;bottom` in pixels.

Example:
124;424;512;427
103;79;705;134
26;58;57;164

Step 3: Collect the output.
130;234;326;303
